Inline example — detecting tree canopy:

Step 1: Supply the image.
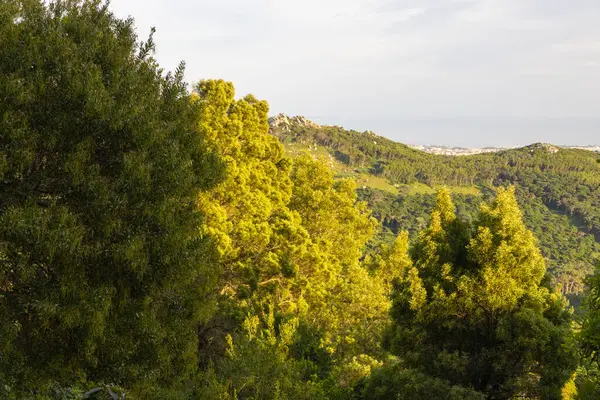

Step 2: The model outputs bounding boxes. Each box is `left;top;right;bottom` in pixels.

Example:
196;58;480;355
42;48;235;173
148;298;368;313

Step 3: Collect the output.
0;0;222;392
385;188;577;399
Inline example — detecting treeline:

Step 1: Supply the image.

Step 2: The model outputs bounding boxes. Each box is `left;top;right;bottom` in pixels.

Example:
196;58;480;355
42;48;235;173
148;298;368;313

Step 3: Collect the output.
2;2;600;399
272;123;600;241
272;125;600;187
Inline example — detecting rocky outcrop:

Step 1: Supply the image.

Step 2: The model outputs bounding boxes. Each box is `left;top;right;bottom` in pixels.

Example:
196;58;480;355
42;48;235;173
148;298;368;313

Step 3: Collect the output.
268;113;320;132
527;143;559;154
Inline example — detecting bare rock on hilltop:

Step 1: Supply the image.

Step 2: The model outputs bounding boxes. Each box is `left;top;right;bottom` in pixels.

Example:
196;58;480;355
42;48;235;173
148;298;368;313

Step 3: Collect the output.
268;113;320;132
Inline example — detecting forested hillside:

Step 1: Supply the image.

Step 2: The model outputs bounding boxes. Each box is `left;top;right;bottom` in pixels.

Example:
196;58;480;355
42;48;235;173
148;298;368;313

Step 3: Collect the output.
270;117;600;304
2;2;600;399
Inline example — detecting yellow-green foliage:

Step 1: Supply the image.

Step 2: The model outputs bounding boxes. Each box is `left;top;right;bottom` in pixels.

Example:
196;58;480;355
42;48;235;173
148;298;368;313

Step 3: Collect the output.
195;79;295;301
370;231;413;296
195;80;391;364
465;187;547;312
562;373;578;400
197;310;327;400
332;354;383;388
287;155;390;357
387;186;578;399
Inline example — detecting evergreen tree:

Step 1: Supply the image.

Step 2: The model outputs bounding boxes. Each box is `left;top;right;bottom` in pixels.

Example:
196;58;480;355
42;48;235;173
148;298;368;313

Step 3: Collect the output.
193;80;390;388
579;263;600;398
193;78;310;366
385;187;577;399
0;0;222;392
288;155;389;362
194;79;295;303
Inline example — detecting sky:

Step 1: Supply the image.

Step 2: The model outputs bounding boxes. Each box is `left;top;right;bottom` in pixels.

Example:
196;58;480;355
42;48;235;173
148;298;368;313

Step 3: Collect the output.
109;0;600;147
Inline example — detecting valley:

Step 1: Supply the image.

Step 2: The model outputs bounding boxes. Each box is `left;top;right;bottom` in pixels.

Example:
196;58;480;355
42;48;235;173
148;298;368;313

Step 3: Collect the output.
270;114;600;302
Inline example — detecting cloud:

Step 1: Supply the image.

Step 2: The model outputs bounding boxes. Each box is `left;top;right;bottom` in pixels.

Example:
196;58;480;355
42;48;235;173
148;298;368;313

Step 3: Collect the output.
108;0;600;145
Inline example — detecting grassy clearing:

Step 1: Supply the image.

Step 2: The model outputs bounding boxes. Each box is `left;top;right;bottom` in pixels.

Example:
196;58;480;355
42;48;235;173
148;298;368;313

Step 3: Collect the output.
352;174;399;194
397;183;481;196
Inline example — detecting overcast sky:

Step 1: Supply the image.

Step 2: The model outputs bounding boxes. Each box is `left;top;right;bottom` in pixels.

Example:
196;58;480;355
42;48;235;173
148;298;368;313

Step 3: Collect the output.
109;0;600;147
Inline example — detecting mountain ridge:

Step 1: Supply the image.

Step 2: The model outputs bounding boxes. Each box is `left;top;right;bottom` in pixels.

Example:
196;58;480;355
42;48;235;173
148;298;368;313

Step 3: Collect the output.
269;113;600;155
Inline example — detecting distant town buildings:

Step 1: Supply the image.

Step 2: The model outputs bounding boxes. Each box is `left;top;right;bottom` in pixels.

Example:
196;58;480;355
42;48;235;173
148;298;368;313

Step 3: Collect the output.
409;144;600;156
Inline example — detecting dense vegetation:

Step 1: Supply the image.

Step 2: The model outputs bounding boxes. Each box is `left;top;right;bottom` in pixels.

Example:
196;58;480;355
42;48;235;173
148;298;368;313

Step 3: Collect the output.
359;187;600;306
271;121;600;235
272;120;600;305
1;1;600;399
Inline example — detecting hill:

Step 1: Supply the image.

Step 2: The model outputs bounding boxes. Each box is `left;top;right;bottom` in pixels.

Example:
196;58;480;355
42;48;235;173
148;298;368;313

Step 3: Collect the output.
269;114;600;302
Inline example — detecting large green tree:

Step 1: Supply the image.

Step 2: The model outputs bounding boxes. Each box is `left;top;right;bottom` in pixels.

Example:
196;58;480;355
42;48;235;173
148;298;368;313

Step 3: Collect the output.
385;187;577;399
0;0;222;393
287;155;387;360
194;79;295;304
193;79;390;379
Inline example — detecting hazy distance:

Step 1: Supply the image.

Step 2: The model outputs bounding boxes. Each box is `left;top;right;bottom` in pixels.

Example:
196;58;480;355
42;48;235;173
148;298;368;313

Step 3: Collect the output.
109;0;600;147
314;116;600;148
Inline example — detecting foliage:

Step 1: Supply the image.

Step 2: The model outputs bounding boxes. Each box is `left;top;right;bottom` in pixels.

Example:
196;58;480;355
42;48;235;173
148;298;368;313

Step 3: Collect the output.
193;79;390;371
1;1;596;398
193;78;301;365
287;155;389;359
384;187;578;399
0;0;222;393
195;311;327;400
359;362;485;400
194;79;294;304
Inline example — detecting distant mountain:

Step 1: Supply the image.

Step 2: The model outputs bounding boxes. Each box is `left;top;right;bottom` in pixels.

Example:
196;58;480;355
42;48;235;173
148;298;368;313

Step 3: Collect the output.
269;114;600;304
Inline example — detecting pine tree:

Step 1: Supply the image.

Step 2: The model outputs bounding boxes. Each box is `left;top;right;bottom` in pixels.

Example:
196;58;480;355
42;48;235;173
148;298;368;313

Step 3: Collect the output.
0;0;223;392
193;80;390;385
193;79;310;366
288;155;388;361
194;80;289;297
386;187;577;399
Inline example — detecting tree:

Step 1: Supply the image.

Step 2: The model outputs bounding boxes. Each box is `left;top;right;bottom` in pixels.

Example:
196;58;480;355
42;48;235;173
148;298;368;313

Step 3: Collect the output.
579;263;600;398
193;79;311;367
0;0;222;393
361;363;485;400
194;79;295;303
385;187;577;399
287;155;389;362
195;311;327;400
193;80;390;387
